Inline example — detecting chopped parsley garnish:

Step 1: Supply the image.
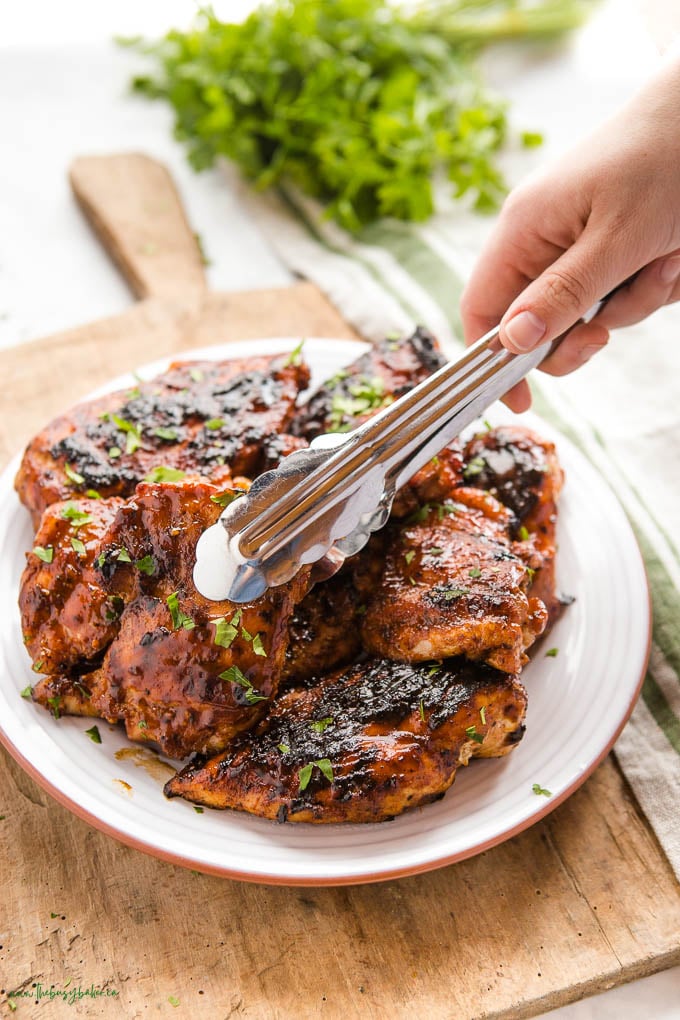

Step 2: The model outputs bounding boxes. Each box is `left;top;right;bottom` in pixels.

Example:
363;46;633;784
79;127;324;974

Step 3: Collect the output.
154;426;178;441
85;725;102;744
532;783;552;797
328;375;391;431
433;585;469;601
464;455;486;478
166;591;195;631
189;367;204;383
135;555;156;575
112;414;143;454
298;758;334;791
138;720;148;729
205;417;224;431
193;806;204;814
47;695;62;719
143;466;186;483
251;633;267;657
212;616;239;649
20;685;32;699
483;419;493;431
284;340;305;367
219;665;266;704
404;550;416;565
309;716;333;734
64;462;85;485
518;525;530;541
469;566;482;578
545;647;559;658
419;699;425;722
428;547;444;556
480;706;486;725
278;743;290;754
33;545;53;563
61;504;93;528
465;725;484;744
427;661;442;677
71;538;87;557
32;661;44;673
210;489;245;508
168;997;180;1008
117;548;132;563
108;446;122;460
86;489;101;499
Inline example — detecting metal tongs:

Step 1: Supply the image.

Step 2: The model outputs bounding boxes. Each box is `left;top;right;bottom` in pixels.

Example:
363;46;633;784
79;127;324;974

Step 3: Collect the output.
195;305;604;603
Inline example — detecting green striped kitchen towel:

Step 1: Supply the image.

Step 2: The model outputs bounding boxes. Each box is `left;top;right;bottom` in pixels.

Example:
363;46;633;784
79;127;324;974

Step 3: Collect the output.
234;172;680;880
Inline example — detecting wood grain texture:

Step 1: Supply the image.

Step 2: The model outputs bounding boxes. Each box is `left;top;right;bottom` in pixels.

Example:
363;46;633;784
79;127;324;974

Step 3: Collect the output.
70;153;208;302
0;152;678;1019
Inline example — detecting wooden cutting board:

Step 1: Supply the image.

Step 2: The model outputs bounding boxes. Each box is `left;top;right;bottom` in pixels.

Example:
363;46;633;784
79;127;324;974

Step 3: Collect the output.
0;154;678;1020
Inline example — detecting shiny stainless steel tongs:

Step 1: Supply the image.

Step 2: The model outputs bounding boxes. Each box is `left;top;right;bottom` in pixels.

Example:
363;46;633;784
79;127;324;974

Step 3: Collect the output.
194;306;603;604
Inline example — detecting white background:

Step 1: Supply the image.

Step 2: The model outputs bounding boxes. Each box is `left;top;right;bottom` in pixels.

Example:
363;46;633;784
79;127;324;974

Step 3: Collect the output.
1;1;679;1016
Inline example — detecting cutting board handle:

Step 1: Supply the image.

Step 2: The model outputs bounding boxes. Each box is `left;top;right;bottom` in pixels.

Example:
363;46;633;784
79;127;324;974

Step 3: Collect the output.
69;153;207;303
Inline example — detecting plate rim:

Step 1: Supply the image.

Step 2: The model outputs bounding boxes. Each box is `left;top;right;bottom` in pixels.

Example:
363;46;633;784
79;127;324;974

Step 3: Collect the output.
0;336;652;886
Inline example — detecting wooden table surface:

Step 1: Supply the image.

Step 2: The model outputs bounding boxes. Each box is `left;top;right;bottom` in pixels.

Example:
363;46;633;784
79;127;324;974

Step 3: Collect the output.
1;155;679;1020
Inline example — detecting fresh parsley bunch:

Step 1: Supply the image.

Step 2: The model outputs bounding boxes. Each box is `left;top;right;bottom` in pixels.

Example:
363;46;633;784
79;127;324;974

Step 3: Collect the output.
124;0;587;230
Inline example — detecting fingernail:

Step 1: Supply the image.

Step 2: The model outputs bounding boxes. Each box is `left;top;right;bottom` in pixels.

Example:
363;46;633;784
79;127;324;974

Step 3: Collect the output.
503;310;547;352
659;256;680;285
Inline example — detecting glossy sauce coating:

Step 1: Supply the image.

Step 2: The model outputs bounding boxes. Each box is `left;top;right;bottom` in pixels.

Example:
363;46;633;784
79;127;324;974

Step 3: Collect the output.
166;658;527;823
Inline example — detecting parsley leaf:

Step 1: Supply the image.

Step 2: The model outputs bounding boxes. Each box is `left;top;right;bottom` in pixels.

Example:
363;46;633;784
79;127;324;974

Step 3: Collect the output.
64;462;85;485
532;783;552;797
210;489;245;508
166;591;195;631
299;758;334;791
33;545;54;563
135;555;156;576
219;665;266;704
85;725;102;744
61;504;93;528
465;725;484;744
144;466;186;483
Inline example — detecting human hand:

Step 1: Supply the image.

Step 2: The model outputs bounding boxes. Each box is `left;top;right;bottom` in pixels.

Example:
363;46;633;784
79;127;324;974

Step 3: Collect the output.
459;56;680;411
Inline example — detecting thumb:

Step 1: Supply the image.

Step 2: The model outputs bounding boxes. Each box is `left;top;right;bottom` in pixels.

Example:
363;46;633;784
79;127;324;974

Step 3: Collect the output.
499;232;632;354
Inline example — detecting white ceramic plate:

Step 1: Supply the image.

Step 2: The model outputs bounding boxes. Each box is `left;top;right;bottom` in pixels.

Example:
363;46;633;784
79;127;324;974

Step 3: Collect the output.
0;338;650;885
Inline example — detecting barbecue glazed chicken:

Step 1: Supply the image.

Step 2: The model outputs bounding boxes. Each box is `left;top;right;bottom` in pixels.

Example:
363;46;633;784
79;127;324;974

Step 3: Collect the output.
17;329;563;822
24;479;310;758
167;658;527;822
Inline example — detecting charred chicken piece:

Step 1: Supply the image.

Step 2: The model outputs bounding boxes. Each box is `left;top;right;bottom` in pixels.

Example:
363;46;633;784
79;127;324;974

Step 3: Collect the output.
20;496;126;676
361;487;547;674
463;425;564;623
30;479;310;758
165;658;527;823
291;326;446;440
15;353;309;525
281;533;386;686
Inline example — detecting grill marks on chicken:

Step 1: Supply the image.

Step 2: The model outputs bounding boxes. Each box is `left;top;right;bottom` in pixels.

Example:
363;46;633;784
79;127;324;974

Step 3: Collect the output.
15;354;309;524
462;425;564;624
165;658;527;823
362;488;546;674
29;480;310;758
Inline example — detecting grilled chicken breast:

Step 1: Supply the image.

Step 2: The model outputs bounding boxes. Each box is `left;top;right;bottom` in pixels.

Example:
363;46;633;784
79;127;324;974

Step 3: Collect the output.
29;479;310;758
15;354;309;525
362;487;547;673
18;328;562;823
165;657;527;822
